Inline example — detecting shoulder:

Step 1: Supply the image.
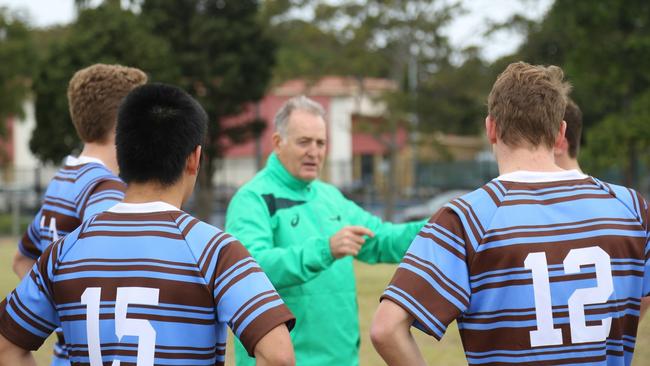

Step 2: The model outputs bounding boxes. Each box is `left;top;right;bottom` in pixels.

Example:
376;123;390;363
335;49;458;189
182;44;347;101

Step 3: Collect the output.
174;213;241;258
229;170;274;202
311;180;345;198
592;178;649;226
75;164;124;197
228;184;267;215
445;185;500;222
79;163;120;182
239;168;275;192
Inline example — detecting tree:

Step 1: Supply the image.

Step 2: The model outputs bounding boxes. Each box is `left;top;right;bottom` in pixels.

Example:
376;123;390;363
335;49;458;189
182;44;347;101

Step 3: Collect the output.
582;90;650;188
30;2;176;164
417;50;495;136
0;8;36;136
516;0;650;190
267;0;462;219
140;0;276;219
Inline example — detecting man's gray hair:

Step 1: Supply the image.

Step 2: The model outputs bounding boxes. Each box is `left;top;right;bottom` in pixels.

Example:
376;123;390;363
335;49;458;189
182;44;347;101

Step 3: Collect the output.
274;95;326;137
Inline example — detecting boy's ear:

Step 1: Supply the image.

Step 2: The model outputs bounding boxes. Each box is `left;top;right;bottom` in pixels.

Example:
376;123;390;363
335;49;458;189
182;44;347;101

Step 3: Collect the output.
485;116;497;144
554;120;567;151
187;145;202;176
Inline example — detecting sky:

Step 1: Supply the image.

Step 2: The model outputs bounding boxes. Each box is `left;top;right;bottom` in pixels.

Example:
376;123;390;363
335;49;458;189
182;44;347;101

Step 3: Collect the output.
0;0;553;61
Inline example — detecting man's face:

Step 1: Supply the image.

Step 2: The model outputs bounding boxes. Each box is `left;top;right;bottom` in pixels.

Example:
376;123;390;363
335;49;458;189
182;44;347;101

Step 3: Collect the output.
274;109;327;182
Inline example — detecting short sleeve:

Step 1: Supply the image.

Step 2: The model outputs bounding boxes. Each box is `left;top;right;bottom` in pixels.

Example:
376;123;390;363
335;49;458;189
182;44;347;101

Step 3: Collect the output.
210;236;295;356
380;207;471;340
0;240;60;350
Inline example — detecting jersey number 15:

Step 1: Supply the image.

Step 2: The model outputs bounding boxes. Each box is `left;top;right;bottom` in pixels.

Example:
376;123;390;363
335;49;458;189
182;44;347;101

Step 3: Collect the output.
81;287;160;366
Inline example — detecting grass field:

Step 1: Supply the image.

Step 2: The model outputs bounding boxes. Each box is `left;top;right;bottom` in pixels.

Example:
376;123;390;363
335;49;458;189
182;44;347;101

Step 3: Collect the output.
1;236;649;365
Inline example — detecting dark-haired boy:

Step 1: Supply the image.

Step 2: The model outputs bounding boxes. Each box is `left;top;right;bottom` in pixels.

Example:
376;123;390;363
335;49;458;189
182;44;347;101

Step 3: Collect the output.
0;83;296;366
554;97;583;172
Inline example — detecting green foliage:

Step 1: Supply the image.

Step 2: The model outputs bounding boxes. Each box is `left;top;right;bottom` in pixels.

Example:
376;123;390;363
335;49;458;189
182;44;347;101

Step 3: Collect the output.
266;1;488;136
138;0;276;218
517;0;650;188
268;0;459;82
0;213;31;235
582;90;650;177
0;8;37;134
30;3;177;163
417;53;495;135
140;0;275;162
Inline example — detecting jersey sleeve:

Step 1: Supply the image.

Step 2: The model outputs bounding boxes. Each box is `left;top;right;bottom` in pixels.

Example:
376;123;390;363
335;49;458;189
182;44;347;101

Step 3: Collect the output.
207;234;295;357
0;239;60;350
380;207;471;340
17;210;45;259
79;178;126;221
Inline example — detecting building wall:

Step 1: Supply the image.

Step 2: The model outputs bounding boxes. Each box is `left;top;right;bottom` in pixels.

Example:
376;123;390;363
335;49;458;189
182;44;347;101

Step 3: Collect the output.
327;95;386;187
13;101;38;170
213;157;258;188
2;100;58;189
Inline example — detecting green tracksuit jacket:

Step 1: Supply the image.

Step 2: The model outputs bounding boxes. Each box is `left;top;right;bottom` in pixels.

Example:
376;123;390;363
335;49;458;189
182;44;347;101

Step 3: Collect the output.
226;153;425;366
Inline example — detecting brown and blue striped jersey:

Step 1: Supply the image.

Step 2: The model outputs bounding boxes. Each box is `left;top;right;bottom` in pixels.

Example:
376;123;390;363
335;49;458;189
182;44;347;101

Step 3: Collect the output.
19;156;126;260
1;201;295;366
382;170;650;366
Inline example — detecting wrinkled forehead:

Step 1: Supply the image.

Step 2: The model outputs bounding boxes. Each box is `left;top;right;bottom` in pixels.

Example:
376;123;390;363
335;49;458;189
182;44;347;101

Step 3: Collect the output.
286;109;327;140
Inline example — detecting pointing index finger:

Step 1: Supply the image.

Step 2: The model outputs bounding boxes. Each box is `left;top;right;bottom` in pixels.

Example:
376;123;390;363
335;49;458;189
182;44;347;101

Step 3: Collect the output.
347;226;375;238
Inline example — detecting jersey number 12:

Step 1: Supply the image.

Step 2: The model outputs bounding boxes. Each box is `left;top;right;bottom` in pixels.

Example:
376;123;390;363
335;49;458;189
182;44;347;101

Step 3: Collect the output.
524;246;613;347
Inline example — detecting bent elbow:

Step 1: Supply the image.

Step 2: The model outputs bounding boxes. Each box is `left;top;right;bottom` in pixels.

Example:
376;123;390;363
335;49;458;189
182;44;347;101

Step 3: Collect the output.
370;317;396;351
11;251;28;278
262;349;295;366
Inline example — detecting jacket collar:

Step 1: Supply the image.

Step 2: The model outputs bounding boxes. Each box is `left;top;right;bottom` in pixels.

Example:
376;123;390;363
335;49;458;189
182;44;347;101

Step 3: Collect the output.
266;153;312;190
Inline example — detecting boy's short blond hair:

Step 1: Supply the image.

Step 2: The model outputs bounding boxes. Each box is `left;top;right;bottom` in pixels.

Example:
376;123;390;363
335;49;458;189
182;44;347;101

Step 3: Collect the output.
67;64;147;143
488;62;571;149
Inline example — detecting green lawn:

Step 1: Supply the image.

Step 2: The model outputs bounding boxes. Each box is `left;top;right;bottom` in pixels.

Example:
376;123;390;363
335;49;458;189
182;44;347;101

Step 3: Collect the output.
1;236;649;365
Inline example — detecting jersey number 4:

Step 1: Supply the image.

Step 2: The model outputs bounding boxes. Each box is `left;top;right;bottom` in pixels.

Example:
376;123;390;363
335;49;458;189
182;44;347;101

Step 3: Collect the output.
81;287;160;366
524;246;613;347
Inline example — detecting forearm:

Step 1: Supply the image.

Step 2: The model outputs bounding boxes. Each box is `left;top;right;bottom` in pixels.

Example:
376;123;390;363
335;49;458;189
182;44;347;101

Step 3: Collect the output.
12;251;35;279
357;220;425;264
0;333;36;366
252;237;334;289
374;329;425;366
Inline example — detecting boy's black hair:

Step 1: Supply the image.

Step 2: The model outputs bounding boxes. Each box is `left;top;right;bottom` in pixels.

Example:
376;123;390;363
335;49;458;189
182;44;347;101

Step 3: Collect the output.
563;98;583;158
116;83;207;185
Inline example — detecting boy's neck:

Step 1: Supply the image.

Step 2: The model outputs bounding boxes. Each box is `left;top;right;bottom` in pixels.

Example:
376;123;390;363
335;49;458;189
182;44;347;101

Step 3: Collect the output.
495;143;564;175
122;182;184;209
79;141;118;175
554;154;583;172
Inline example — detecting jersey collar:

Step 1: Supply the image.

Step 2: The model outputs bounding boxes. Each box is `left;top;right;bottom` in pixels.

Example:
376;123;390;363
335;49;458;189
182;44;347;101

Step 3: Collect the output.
107;201;180;213
497;169;588;183
65;155;106;167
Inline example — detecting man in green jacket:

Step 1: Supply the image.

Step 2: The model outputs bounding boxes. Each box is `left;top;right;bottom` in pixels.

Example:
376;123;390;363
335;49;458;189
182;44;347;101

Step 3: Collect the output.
227;96;426;366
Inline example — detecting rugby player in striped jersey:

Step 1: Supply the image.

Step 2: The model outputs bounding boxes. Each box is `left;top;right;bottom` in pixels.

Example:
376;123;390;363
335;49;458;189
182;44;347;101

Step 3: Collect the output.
0;83;295;366
371;62;649;366
12;64;147;365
